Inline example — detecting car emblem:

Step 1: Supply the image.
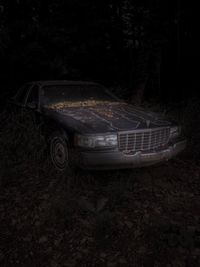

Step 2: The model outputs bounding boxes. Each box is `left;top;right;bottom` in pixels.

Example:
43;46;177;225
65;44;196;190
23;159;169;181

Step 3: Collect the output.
146;120;150;127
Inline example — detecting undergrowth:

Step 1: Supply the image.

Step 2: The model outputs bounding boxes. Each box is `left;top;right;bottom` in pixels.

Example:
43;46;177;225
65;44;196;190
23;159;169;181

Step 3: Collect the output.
0;109;51;186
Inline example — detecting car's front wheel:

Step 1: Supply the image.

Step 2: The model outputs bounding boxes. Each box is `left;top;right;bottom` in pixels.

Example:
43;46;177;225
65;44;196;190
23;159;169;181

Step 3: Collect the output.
49;131;70;172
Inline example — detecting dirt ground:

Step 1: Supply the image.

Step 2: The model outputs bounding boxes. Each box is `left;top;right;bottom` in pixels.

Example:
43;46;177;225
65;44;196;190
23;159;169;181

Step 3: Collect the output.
0;156;200;267
0;101;200;267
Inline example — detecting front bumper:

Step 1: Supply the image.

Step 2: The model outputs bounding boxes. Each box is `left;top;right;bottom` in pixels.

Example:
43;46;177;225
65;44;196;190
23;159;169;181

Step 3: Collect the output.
76;139;186;170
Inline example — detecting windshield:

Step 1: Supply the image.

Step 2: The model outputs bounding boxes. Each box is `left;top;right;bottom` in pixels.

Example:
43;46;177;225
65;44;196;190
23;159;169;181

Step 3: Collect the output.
41;84;120;108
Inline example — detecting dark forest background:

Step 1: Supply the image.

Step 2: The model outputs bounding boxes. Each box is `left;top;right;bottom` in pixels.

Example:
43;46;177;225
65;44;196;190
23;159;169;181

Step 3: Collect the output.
0;0;199;103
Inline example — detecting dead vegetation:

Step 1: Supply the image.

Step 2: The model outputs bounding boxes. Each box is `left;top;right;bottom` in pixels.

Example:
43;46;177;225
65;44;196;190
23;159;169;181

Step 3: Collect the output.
48;100;122;110
0;100;200;267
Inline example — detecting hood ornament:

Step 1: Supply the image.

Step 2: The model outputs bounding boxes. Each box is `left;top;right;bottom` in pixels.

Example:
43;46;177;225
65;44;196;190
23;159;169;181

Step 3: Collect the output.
146;120;150;127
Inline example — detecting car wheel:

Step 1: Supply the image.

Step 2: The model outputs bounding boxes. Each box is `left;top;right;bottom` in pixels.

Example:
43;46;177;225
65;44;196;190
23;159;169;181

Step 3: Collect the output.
50;131;69;172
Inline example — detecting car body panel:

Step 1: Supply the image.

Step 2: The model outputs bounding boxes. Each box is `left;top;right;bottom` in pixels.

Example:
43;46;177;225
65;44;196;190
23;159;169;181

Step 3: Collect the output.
42;103;171;134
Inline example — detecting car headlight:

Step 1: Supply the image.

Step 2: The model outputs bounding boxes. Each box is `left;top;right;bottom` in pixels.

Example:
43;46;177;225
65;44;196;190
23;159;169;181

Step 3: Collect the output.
75;134;118;148
170;126;181;139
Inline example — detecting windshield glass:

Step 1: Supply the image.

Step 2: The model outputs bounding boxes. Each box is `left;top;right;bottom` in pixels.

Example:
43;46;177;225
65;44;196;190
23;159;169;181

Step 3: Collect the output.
41;84;120;109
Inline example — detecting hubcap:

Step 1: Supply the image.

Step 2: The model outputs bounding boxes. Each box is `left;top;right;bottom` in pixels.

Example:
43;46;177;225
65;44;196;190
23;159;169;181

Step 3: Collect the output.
50;136;68;170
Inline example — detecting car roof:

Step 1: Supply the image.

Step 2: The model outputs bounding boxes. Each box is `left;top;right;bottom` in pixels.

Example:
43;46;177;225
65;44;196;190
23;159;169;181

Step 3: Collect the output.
28;80;101;87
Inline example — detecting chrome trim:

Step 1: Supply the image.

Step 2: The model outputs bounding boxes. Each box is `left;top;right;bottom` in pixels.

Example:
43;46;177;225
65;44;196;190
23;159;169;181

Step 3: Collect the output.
118;127;171;153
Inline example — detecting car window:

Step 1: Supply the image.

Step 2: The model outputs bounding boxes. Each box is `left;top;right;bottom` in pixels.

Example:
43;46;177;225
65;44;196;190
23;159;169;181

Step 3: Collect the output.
26;85;39;108
15;84;31;105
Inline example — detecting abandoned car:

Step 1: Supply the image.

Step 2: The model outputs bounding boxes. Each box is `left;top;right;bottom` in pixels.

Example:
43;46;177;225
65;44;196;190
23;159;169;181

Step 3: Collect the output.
12;80;186;171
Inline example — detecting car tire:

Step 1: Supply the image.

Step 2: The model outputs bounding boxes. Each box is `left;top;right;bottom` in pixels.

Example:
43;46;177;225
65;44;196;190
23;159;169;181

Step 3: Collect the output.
49;131;70;172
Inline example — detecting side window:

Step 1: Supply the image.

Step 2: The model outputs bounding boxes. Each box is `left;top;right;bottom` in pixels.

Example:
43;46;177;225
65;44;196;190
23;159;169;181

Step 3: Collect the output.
15;84;30;105
26;85;39;108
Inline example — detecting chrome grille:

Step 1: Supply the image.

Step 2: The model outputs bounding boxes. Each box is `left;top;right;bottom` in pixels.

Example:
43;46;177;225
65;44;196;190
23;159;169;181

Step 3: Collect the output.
118;127;170;152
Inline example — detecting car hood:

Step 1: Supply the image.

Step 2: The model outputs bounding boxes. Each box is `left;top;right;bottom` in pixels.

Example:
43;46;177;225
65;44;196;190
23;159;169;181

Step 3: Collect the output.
44;103;171;134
